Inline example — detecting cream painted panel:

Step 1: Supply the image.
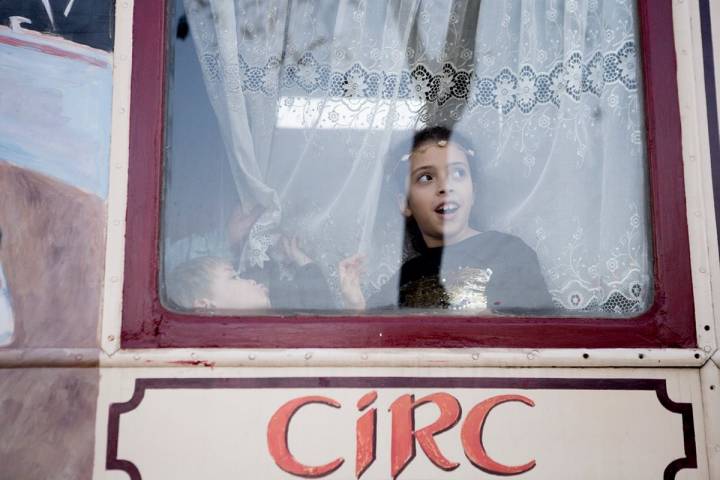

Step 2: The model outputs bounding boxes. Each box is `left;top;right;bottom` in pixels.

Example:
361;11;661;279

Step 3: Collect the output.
94;367;707;479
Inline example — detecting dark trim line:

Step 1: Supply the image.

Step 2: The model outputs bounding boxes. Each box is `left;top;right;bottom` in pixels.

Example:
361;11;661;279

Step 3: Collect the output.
105;376;697;480
699;0;720;247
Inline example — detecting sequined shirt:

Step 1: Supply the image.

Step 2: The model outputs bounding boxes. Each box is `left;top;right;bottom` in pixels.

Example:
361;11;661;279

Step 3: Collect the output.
370;231;553;313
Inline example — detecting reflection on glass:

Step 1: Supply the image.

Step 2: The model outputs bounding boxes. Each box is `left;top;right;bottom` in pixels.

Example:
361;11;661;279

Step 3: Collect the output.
162;0;651;317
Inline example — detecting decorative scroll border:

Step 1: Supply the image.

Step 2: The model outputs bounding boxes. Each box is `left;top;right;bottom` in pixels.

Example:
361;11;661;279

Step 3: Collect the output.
106;376;696;480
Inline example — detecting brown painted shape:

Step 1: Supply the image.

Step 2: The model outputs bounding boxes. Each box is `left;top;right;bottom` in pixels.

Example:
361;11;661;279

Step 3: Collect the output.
0;368;99;478
0;161;105;347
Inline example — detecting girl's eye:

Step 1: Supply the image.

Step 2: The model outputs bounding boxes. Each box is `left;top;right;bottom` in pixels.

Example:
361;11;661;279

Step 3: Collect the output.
416;173;432;184
451;167;467;179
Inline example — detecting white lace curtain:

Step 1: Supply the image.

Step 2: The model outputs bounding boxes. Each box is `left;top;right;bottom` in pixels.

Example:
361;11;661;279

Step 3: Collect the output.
183;0;650;315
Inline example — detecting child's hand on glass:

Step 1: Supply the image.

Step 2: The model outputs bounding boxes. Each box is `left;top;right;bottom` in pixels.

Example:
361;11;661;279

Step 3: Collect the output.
282;236;313;267
338;253;366;310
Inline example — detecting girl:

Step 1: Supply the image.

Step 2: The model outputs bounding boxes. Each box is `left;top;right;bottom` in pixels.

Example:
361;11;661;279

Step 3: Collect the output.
339;126;552;313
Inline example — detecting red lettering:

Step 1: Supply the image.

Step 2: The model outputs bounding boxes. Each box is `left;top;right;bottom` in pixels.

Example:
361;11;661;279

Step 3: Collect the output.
389;393;461;479
355;391;377;479
460;394;536;475
267;396;345;478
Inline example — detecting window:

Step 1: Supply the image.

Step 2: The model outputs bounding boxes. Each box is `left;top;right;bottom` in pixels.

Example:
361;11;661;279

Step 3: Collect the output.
122;0;695;349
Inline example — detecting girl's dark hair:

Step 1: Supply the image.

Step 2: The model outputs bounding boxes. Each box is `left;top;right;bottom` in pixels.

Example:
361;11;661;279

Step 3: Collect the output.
384;126;479;254
386;126;477;196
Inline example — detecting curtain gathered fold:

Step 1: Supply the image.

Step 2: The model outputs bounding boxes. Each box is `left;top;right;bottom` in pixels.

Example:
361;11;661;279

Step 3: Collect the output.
183;0;649;314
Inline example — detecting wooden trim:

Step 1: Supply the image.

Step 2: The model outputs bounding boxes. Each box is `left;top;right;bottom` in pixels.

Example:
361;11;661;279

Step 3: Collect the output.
121;0;696;349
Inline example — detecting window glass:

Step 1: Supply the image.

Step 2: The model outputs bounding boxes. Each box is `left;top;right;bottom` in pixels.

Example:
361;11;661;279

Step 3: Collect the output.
162;0;651;317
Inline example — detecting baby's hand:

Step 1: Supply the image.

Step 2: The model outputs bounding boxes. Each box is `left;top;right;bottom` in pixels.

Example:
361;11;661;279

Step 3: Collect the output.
226;204;263;250
338;253;366;310
282;236;313;267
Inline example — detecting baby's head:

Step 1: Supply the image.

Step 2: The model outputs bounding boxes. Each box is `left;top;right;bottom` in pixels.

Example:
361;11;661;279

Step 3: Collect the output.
389;126;479;248
166;256;270;311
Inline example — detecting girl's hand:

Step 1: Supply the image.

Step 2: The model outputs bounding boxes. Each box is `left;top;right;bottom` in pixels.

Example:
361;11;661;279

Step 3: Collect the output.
282;236;313;267
338;253;366;310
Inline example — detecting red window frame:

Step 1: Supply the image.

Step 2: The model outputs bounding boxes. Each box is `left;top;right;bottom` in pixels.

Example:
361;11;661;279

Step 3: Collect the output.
121;0;696;349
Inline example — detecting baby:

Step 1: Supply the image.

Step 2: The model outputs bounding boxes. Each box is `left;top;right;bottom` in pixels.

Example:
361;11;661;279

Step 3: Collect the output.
166;237;331;311
165;256;270;311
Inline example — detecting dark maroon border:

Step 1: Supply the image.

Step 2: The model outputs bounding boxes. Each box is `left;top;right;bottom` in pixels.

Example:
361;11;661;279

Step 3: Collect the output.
121;0;696;348
106;376;696;480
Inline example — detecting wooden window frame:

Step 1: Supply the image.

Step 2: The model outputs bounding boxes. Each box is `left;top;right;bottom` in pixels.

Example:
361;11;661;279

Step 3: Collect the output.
121;0;696;349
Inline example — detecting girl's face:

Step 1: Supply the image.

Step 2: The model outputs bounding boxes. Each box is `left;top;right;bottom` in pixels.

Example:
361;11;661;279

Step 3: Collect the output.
402;141;477;248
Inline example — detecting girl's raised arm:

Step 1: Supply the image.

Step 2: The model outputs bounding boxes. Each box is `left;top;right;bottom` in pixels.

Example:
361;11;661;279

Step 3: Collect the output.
338;254;367;310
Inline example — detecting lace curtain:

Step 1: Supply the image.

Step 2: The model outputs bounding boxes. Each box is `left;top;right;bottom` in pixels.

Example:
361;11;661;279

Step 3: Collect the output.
182;0;650;315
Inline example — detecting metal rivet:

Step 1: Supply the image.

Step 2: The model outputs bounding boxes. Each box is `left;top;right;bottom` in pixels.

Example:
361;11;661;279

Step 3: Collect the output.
704;345;712;353
248;353;256;360
304;352;312;360
108;335;115;342
582;353;589;359
133;355;140;361
526;353;535;360
75;354;83;361
190;352;197;359
111;276;119;283
472;353;479;360
361;353;368;360
379;332;383;337
699;267;707;273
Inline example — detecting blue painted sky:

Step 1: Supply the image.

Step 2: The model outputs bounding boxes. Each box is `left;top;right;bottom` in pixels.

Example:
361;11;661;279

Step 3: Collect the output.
0;26;112;199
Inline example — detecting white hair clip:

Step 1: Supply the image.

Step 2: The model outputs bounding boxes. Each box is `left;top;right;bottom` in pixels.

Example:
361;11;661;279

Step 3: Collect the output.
400;154;411;162
437;140;448;147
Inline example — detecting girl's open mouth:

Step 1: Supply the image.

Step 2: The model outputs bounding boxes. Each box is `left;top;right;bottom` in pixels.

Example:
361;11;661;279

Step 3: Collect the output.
435;202;459;215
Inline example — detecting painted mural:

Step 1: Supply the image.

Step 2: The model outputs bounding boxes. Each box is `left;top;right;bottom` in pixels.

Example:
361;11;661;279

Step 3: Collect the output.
0;1;113;478
0;0;112;348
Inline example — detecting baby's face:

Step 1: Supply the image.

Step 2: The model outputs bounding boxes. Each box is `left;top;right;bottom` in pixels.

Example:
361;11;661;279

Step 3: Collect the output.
209;264;270;310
